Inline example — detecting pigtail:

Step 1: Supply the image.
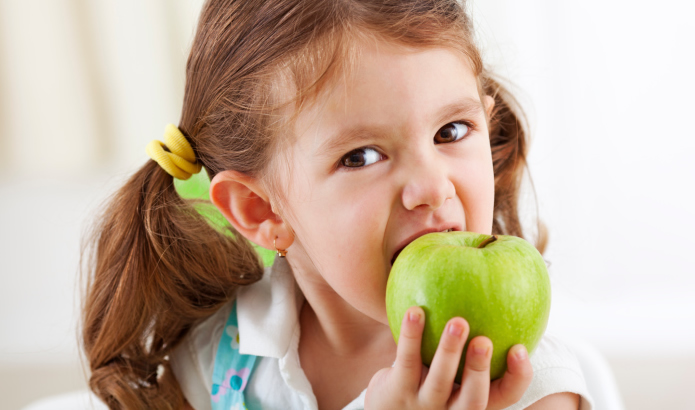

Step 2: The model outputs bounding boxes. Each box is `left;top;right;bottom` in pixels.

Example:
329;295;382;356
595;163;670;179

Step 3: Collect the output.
482;72;548;255
79;160;263;409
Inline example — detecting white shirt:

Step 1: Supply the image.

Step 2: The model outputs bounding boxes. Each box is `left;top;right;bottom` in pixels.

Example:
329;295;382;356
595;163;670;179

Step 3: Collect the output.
170;257;594;410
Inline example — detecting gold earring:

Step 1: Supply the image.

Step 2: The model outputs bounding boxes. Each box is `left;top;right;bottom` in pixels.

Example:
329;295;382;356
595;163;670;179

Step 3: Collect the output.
274;237;287;258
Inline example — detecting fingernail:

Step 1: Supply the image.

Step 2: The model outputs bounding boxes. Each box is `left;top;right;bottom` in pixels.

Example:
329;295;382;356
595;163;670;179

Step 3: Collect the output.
448;322;463;337
473;344;489;356
409;310;421;323
515;346;528;361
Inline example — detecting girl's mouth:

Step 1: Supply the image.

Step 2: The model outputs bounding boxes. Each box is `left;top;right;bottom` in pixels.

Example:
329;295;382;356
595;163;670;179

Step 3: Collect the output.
390;249;403;266
390;228;455;266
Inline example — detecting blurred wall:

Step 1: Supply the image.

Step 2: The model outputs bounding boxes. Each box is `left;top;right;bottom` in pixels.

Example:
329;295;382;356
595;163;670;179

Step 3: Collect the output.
0;0;693;408
471;0;695;354
0;0;204;354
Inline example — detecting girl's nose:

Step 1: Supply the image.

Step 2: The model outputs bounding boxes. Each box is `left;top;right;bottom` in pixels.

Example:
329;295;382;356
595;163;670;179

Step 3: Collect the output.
400;156;456;211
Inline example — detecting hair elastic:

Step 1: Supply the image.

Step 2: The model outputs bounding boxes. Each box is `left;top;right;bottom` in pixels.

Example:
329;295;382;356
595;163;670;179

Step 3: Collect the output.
146;124;203;180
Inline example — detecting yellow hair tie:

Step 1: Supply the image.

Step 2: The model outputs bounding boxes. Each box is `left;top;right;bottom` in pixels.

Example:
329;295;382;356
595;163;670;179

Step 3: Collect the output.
146;124;203;180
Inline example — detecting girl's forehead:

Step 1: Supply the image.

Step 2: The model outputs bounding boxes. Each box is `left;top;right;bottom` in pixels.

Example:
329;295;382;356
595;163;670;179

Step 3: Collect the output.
293;42;481;147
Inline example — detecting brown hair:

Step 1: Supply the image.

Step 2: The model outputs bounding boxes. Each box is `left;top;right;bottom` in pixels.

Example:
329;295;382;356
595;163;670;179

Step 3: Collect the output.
80;0;547;408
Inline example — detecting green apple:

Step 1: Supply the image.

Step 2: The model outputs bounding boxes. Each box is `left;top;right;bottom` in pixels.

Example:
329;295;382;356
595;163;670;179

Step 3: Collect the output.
386;231;551;381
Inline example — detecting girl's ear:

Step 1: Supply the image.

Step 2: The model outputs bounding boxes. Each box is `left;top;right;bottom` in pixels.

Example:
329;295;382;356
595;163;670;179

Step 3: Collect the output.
209;170;293;251
483;95;495;119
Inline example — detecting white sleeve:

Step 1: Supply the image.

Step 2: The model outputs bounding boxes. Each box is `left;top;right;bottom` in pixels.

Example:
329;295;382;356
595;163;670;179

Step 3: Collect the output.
503;334;594;410
169;300;234;410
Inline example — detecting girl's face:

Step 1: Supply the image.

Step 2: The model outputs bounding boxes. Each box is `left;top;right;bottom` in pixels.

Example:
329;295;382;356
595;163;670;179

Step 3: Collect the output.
280;40;494;324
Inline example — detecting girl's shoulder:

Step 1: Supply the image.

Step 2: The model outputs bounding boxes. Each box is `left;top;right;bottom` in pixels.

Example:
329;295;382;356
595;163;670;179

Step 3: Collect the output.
169;263;280;410
169;297;236;410
503;333;595;410
529;333;585;370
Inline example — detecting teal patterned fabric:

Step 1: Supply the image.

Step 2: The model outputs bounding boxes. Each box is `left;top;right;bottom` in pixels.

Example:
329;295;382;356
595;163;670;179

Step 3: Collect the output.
210;301;259;410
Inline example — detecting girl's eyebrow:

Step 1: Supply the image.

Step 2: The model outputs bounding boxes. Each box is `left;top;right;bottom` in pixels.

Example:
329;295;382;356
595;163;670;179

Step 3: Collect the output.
317;97;484;157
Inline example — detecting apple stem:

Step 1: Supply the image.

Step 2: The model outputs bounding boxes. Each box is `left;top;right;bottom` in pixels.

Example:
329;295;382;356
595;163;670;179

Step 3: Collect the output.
477;235;498;248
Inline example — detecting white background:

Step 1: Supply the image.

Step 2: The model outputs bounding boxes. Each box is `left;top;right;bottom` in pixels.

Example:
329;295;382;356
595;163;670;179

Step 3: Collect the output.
471;0;695;354
1;0;693;408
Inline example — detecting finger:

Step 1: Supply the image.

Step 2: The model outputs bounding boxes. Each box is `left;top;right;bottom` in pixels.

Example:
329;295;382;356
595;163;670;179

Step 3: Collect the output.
419;317;469;406
451;336;492;410
419;364;430;387
392;306;426;392
487;344;534;410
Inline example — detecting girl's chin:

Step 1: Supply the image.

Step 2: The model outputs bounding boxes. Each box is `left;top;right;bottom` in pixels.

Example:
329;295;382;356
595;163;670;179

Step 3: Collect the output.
356;303;390;326
372;307;390;326
375;315;390;326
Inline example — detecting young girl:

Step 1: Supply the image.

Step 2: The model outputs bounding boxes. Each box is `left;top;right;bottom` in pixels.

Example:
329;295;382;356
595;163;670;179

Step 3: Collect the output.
81;0;593;409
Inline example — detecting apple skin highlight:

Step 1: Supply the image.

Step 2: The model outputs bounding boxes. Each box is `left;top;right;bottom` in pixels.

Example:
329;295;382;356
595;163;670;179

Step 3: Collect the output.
386;231;551;381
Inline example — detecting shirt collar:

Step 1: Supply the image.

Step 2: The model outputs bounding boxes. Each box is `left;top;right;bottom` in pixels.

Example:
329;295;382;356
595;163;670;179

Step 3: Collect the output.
236;256;304;358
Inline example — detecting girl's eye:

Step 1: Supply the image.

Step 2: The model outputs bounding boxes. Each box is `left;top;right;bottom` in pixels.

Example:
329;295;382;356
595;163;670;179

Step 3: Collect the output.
434;122;470;144
340;147;382;169
337;123;469;170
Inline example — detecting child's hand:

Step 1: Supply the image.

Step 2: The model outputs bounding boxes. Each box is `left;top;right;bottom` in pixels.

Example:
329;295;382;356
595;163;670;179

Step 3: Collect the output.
365;306;533;410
